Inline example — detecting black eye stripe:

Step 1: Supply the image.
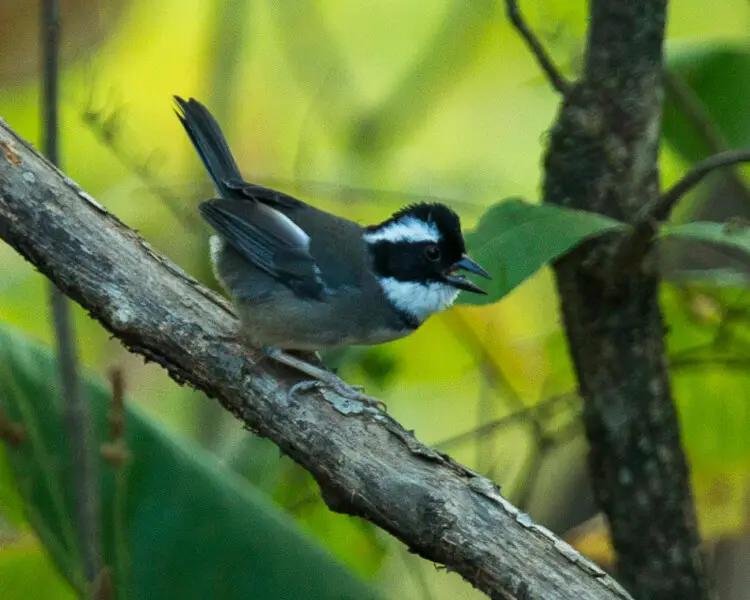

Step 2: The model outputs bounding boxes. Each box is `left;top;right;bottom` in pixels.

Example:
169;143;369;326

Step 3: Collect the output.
425;245;441;260
368;240;462;282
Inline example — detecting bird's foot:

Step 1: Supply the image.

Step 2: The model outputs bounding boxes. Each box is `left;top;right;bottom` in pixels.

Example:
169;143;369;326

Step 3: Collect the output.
287;378;387;411
262;346;386;411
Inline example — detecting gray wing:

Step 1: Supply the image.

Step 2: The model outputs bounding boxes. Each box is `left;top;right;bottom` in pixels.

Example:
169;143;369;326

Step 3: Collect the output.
199;199;325;299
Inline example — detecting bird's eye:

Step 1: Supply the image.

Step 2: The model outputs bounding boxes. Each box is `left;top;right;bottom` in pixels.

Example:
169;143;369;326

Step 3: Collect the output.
424;244;441;261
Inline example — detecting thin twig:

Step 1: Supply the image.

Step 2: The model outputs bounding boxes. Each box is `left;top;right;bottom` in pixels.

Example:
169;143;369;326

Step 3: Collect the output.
610;148;750;274
513;448;542;510
602;147;750;286
42;0;101;586
100;367;130;467
80;104;199;233
434;393;580;451
103;369;129;600
640;149;750;223
41;1;59;168
92;567;114;600
445;312;524;412
670;351;750;371
476;360;497;476
505;0;569;94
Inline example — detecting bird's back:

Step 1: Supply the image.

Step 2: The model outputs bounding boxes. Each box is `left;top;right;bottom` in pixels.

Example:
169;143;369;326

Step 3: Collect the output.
278;202;368;290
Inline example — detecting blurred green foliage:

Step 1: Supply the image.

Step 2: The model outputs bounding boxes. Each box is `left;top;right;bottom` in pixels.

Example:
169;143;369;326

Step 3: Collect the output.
0;326;382;600
665;43;750;162
0;534;76;600
3;0;750;598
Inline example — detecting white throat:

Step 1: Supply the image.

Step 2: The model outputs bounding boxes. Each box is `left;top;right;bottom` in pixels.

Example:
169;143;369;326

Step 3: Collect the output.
376;278;459;322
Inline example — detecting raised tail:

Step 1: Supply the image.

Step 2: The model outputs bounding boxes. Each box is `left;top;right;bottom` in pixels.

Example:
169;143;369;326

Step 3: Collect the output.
174;96;243;198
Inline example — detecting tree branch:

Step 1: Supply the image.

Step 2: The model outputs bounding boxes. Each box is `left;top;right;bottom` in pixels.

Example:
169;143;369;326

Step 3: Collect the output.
607;148;750;273
504;0;568;94
0;120;632;599
641;149;750;223
539;0;714;599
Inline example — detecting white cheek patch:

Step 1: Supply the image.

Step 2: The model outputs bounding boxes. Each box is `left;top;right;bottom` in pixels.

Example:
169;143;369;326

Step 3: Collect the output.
364;216;440;244
377;278;459;322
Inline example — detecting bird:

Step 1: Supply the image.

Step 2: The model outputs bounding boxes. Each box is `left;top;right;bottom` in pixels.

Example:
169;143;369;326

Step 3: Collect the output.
174;96;490;407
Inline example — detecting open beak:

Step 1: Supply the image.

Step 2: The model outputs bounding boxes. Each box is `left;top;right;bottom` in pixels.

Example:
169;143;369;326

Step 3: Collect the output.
443;254;491;295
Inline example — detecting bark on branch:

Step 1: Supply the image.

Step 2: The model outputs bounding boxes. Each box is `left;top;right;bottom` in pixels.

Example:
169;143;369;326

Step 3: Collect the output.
0;121;631;598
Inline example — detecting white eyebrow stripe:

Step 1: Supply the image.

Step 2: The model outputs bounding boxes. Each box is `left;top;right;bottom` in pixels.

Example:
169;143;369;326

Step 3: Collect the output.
363;217;440;244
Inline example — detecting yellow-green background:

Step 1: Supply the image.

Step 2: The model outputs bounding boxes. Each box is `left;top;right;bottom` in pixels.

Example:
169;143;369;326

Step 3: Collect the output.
2;0;750;598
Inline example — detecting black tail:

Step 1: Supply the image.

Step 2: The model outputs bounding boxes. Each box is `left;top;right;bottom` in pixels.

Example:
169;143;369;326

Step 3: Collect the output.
174;96;242;198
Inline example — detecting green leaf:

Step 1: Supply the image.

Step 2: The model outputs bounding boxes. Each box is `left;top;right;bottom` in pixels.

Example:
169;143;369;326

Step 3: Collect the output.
664;42;750;162
459;198;628;305
0;326;382;600
660;221;750;254
0;444;27;528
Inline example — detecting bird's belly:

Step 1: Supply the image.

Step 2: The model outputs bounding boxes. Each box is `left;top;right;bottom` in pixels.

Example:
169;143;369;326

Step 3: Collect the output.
212;243;415;350
234;292;412;351
239;304;411;350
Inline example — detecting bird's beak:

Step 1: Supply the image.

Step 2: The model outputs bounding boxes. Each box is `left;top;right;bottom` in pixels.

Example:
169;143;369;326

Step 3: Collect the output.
443;254;491;295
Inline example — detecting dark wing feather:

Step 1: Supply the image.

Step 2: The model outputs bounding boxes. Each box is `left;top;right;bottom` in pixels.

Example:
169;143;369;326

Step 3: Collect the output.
174;97;304;210
225;181;304;210
176;96;327;298
199;199;325;299
174;97;243;198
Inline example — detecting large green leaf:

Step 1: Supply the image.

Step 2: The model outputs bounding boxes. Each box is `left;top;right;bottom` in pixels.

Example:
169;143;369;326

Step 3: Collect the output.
459;198;628;305
0;326;381;600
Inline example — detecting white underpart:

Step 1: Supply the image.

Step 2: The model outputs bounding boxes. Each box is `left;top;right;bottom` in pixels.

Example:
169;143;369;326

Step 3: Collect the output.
377;278;459;322
209;235;223;264
364;216;440;244
208;235;224;280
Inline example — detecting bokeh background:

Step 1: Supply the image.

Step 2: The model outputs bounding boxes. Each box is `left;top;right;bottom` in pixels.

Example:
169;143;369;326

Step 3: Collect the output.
3;0;750;598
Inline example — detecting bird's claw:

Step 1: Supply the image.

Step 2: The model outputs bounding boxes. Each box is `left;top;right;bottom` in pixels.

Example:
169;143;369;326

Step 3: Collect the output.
288;379;387;412
287;380;325;400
